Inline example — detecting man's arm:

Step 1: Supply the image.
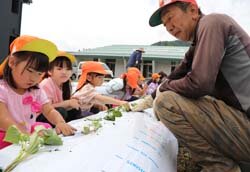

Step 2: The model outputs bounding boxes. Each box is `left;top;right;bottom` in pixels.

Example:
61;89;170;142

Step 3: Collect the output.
167;46;195;80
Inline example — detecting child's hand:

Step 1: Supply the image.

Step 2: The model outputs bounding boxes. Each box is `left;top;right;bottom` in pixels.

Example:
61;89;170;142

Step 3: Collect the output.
98;104;108;111
55;122;76;136
119;100;128;105
69;99;80;110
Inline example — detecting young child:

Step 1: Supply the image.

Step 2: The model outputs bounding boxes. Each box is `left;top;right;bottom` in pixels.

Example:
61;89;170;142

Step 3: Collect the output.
95;67;143;101
73;61;127;115
0;35;76;149
37;51;82;124
146;73;161;95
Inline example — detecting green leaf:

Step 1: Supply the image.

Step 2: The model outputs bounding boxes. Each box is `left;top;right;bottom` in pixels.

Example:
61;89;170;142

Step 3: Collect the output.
42;128;54;137
92;121;102;131
34;125;46;132
3;125;22;144
113;110;122;117
42;129;62;145
43;136;62;145
82;126;90;134
104;114;115;121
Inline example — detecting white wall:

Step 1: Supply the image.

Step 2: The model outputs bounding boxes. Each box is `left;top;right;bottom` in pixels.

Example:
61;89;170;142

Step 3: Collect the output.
114;59;126;77
113;59;173;78
154;61;172;75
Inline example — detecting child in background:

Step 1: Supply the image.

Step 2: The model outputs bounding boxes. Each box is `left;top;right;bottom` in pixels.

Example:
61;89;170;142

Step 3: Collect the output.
37;51;82;125
131;68;147;98
0;35;76;149
73;61;127;116
146;73;161;95
95;67;143;101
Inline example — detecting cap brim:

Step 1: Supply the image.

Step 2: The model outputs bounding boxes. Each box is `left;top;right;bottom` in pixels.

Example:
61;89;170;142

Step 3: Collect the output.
149;6;165;27
21;39;58;62
126;73;139;89
128;81;138;89
149;0;179;27
93;70;108;75
76;70;108;90
57;51;76;63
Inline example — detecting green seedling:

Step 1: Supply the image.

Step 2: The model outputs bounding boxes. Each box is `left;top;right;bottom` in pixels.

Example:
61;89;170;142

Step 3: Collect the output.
82;119;102;135
104;108;123;121
104;114;116;121
42;128;63;145
113;110;122;117
3;125;62;172
116;104;130;112
82;126;90;135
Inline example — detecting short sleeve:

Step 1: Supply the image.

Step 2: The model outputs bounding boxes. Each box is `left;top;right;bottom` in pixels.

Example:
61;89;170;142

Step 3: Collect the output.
0;81;8;103
36;89;50;105
106;78;123;94
73;84;98;103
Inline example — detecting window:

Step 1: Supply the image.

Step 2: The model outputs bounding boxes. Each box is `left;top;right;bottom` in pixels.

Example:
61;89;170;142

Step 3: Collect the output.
105;59;115;74
143;60;152;78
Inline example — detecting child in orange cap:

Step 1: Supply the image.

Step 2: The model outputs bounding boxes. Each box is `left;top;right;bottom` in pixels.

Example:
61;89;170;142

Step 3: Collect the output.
127;67;146;98
145;73;161;95
38;51;82;125
73;61;127;115
96;67;142;101
0;36;76;149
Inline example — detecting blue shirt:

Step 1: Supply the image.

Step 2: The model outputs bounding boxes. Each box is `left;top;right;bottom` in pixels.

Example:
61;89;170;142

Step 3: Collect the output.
126;50;142;68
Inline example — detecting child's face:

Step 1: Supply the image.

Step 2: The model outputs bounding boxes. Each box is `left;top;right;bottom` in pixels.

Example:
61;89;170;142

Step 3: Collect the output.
87;74;105;87
10;59;44;89
50;62;72;85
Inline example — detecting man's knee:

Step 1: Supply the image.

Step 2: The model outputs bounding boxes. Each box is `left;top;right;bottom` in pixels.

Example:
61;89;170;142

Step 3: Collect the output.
154;91;179;108
153;91;181;120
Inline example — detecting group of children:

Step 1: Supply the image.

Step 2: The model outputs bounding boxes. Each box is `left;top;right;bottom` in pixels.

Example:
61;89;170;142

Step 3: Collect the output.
0;35;165;150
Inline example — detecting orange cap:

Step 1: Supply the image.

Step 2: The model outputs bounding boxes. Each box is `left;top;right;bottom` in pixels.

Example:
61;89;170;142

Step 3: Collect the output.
77;61;108;89
127;67;145;81
126;72;139;89
152;73;161;80
10;35;58;62
0;35;58;76
57;51;76;63
123;68;141;89
149;0;198;27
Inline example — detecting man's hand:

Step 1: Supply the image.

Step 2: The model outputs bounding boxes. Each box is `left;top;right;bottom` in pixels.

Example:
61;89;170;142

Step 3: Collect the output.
130;95;153;112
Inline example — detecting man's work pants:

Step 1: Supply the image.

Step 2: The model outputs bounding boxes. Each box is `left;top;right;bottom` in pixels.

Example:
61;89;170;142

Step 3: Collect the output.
154;91;250;172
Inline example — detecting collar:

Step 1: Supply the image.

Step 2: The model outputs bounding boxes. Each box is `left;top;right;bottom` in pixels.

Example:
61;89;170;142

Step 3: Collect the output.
191;13;204;46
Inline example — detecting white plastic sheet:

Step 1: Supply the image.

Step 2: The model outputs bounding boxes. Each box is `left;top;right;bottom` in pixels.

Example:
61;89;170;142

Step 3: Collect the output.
0;109;178;172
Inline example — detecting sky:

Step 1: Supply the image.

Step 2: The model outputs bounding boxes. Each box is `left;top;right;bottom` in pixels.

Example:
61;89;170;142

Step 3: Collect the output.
21;0;250;51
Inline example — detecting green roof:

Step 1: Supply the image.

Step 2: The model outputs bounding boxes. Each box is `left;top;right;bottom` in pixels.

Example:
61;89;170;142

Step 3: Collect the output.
70;44;189;60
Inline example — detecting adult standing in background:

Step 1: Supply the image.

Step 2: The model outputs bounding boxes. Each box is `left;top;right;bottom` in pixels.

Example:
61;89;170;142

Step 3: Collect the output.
126;48;145;69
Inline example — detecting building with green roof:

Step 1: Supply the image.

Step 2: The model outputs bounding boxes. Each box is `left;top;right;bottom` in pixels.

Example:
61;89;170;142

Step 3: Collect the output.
70;45;189;78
